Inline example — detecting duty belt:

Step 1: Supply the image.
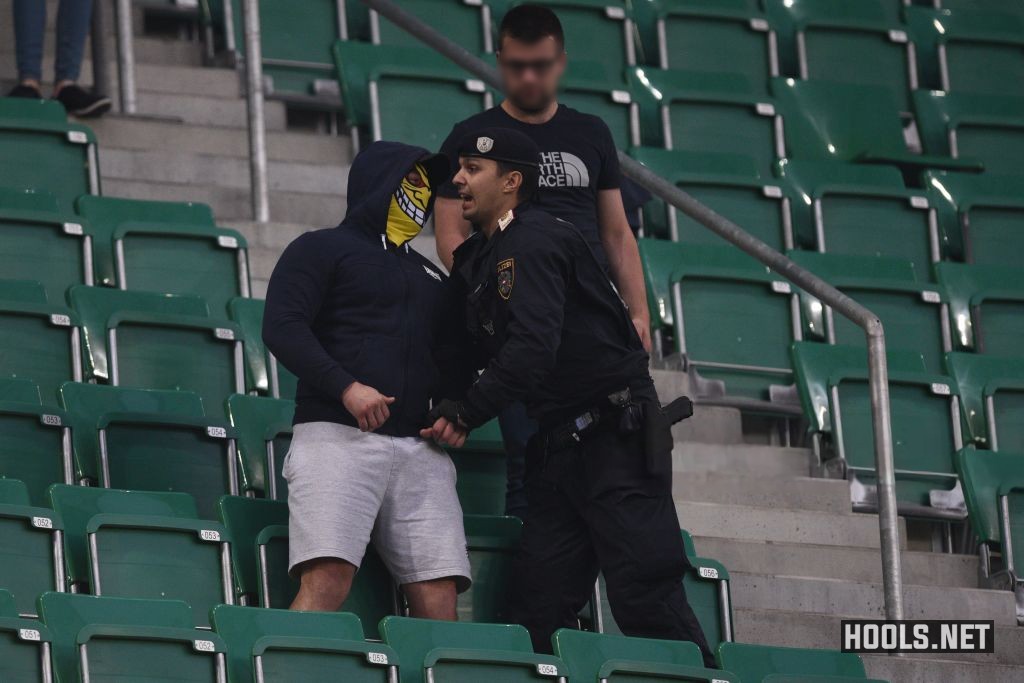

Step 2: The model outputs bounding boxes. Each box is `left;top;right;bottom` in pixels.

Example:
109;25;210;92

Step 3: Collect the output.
541;388;634;453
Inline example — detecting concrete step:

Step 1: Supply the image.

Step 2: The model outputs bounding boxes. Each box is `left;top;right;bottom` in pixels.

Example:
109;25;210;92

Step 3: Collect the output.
734;608;1024;666
131;91;287;130
674;472;849;513
673;442;812;478
0;35;204;69
729;573;1017;626
99;147;346;196
864;653;1024;683
88;116;352;165
0;55;232;96
102;178;345;226
675;500;907;550
652;369;747;444
691;536;978;588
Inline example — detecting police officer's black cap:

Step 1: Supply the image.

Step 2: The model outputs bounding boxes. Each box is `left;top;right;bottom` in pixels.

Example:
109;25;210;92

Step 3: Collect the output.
456;127;540;169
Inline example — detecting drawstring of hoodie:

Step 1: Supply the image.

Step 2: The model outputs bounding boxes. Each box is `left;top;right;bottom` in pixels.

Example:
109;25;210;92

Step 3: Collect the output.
380;233;411;253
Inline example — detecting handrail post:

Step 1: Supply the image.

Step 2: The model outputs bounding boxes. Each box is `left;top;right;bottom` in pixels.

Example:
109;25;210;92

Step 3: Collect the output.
114;0;137;113
241;0;270;222
360;0;905;623
89;0;112;98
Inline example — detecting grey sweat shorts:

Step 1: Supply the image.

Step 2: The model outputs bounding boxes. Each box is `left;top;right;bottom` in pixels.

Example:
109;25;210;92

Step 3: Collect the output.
283;421;471;592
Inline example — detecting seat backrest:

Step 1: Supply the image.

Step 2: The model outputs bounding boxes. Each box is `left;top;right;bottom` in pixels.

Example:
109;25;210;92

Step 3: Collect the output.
772;78;907;162
934;261;1024;357
59;382;206;483
0;589;16;618
38;591;198;683
450;418;507;515
956;447;1024;556
459;515;522;623
217;495;288;603
0;478;31;506
913;90;1024;176
372;0;489;53
0;99;97;211
717;642;867;680
0;277;49;304
553;628;705;681
0;376;42;404
945;352;1024;453
226;393;294;497
211;604;370;683
228;297;269;394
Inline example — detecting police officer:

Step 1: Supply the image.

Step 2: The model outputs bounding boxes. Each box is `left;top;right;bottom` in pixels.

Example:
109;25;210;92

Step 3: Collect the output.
421;127;715;666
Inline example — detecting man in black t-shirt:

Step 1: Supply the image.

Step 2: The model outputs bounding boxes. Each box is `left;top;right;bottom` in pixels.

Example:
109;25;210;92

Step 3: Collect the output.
435;5;651;518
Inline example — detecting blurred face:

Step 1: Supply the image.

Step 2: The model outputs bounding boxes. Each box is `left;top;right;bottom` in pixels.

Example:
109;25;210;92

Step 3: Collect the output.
452;156;518;226
497;35;566;113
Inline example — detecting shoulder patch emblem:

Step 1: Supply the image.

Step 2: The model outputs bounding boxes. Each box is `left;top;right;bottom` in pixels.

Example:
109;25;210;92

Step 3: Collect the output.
497;258;515;300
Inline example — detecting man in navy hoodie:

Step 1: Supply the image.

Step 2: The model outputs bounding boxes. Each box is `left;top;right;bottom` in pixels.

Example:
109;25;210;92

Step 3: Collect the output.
263;141;472;618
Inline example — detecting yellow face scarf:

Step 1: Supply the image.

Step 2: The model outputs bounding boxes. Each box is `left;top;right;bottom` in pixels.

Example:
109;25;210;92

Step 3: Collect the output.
386;163;432;246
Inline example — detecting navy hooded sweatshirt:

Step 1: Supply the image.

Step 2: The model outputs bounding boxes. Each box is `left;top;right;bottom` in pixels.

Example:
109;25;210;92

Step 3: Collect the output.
262;141;465;436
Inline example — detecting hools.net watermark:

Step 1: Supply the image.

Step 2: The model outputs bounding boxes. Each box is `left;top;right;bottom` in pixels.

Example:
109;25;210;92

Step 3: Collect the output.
841;620;995;654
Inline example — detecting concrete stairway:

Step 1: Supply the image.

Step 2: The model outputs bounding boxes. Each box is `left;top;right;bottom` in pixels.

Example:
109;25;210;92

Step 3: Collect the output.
655;370;1024;683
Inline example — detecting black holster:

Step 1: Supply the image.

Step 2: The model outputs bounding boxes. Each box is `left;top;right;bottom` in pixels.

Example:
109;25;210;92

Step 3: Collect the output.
644;396;693;477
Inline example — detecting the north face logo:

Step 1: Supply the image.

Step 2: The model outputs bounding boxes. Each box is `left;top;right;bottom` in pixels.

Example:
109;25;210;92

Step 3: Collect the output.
538;151;590;188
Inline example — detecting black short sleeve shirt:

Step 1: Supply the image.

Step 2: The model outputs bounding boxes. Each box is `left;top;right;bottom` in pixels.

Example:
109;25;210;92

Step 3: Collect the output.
438;104;621;268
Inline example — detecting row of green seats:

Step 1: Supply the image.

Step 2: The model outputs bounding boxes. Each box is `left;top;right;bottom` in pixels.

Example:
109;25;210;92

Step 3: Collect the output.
2;586;883;682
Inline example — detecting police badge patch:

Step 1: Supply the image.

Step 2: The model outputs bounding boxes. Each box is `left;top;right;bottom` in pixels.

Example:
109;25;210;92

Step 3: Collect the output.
497;258;515;300
476;136;495;153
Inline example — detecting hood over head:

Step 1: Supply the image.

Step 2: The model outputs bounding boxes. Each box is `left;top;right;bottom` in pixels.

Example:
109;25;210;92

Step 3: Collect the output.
341;140;451;240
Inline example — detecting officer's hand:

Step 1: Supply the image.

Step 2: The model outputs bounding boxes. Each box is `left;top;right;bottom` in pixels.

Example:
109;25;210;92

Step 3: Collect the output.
632;316;653;353
419;416;468;448
341;382;396;432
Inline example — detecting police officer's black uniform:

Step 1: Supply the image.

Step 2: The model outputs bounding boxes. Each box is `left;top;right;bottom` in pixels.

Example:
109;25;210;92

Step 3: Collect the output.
434;128;714;666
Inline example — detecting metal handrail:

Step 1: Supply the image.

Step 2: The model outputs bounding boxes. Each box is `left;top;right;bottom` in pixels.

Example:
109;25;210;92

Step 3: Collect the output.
235;0;905;621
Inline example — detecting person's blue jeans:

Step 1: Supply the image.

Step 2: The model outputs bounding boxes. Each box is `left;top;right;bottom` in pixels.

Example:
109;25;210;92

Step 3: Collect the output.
14;0;94;83
498;401;537;519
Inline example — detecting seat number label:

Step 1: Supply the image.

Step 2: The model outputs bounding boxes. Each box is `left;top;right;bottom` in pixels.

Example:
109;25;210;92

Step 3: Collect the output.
67;131;88;144
50;314;71;327
199;529;221;542
931;383;951;396
63;222;84;235
31;516;53;529
193;639;216;652
771;281;791;294
18;628;41;641
611;90;631;104
213;328;234;340
206;426;228;439
366;652;389;665
537;664;559;676
217;235;238;249
921;291;940;303
41;414;63;427
698;566;720;580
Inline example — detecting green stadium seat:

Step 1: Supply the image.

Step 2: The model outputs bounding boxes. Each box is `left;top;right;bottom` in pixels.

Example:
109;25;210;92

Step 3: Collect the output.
0;588;52;683
59;383;240;517
371;0;492;53
630;148;792;249
48;485;233;628
39;592;226;683
777;160;938;270
212;605;397;683
597;530;734;653
459;514;522;624
220;0;343;101
0;378;74;505
637;0;776;95
631;68;782;177
497;0;635;79
923;171;1024;266
0;279;83;406
945;353;1024;453
786;251;948;372
792;342;965;518
936;0;1024;13
380;616;567;683
559;62;639;150
449;418;507;516
0;99;100;212
907;7;1024;96
553;628;734;682
0;479;65;618
228;297;297;398
226;394;293;498
75;196;248;315
934;262;1024;358
956;447;1024;619
641;241;798;407
217;495;396;636
334;41;493;151
766;0;916;111
716;642;870;681
0;186;93;301
914;90;1024;177
68;286;245;420
771;78;981;179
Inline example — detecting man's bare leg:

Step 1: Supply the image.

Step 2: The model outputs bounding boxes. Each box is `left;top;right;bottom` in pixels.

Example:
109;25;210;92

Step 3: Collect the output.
403;577;458;620
290;558;357;611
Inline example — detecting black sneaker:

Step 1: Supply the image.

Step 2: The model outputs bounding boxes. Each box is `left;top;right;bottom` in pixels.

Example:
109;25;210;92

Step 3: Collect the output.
53;84;112;118
6;83;43;99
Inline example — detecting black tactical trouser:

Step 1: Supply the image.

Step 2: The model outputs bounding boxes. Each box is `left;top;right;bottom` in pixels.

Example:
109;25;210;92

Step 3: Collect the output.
505;392;716;668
